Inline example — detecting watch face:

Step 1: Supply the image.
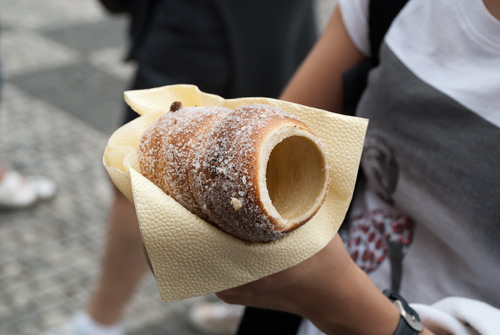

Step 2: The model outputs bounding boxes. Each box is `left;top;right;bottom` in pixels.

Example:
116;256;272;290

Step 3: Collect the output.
393;300;424;332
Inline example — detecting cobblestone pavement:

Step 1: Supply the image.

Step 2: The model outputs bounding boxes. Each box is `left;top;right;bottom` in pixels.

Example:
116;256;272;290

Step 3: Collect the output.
0;1;335;334
0;1;211;334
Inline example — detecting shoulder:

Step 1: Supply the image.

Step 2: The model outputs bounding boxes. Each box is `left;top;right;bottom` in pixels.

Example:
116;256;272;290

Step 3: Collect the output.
338;0;371;56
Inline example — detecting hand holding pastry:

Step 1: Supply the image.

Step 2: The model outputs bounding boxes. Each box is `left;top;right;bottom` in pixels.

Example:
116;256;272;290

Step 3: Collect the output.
217;234;436;335
103;84;367;302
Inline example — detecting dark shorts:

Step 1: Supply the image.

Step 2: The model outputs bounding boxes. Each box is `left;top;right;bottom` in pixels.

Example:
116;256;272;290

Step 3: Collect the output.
123;0;316;125
123;0;229;124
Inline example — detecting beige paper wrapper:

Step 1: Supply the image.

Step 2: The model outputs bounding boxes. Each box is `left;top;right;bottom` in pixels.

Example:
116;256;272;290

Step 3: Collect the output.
103;84;368;302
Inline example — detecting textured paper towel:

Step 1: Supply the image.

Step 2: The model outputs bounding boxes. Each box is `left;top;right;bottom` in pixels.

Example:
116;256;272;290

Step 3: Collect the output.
103;84;368;302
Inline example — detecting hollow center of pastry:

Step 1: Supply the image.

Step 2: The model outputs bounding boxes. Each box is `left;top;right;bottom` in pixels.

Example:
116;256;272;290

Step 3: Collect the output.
263;130;329;229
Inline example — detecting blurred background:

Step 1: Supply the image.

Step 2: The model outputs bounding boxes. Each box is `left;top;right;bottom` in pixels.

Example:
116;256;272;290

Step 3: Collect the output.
0;0;336;334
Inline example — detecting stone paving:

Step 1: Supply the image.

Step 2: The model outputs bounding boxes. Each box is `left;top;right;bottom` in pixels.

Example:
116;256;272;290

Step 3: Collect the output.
0;1;210;334
0;1;335;334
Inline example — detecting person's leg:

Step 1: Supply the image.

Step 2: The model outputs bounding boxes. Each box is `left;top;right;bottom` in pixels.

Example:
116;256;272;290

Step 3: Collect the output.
86;187;148;325
43;179;143;335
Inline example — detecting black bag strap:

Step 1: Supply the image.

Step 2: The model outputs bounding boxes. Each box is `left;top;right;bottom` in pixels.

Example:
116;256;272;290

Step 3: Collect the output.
342;0;409;117
368;0;409;65
97;0;130;13
340;0;408;233
236;307;302;335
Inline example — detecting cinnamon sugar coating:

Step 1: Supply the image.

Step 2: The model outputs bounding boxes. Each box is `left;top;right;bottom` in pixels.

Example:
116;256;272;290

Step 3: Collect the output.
138;103;326;241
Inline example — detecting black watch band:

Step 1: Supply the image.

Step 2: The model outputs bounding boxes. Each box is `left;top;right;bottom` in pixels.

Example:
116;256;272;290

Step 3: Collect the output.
383;289;424;335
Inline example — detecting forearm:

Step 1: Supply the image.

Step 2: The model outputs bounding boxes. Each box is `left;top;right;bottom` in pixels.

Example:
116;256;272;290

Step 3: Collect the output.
217;6;435;335
285;237;436;335
218;235;435;335
281;236;401;334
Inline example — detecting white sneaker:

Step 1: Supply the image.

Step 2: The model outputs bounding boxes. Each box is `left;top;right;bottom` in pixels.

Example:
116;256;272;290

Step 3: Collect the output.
43;321;79;335
43;312;124;335
0;170;56;209
188;301;245;335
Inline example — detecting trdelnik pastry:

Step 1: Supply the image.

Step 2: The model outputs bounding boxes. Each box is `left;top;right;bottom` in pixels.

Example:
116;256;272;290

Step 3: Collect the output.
138;101;331;242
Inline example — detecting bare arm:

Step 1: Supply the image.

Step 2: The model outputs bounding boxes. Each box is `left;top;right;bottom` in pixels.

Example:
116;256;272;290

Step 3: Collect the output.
218;235;401;334
218;235;435;335
217;7;436;335
280;5;365;113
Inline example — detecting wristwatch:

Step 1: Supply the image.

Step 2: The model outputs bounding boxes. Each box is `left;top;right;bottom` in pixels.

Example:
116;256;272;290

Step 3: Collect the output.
383;289;424;335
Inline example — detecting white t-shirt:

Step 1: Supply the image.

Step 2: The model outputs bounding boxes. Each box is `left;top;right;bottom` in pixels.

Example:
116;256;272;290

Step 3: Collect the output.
299;0;500;333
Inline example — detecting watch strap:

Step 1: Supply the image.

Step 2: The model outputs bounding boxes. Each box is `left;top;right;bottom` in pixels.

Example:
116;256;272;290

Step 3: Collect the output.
383;289;424;335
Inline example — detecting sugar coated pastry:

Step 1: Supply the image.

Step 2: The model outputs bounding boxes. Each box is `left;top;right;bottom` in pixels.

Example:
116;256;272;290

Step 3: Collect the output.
138;102;330;242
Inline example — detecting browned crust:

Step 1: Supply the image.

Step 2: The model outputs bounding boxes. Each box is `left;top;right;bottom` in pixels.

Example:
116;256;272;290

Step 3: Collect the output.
138;103;329;242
